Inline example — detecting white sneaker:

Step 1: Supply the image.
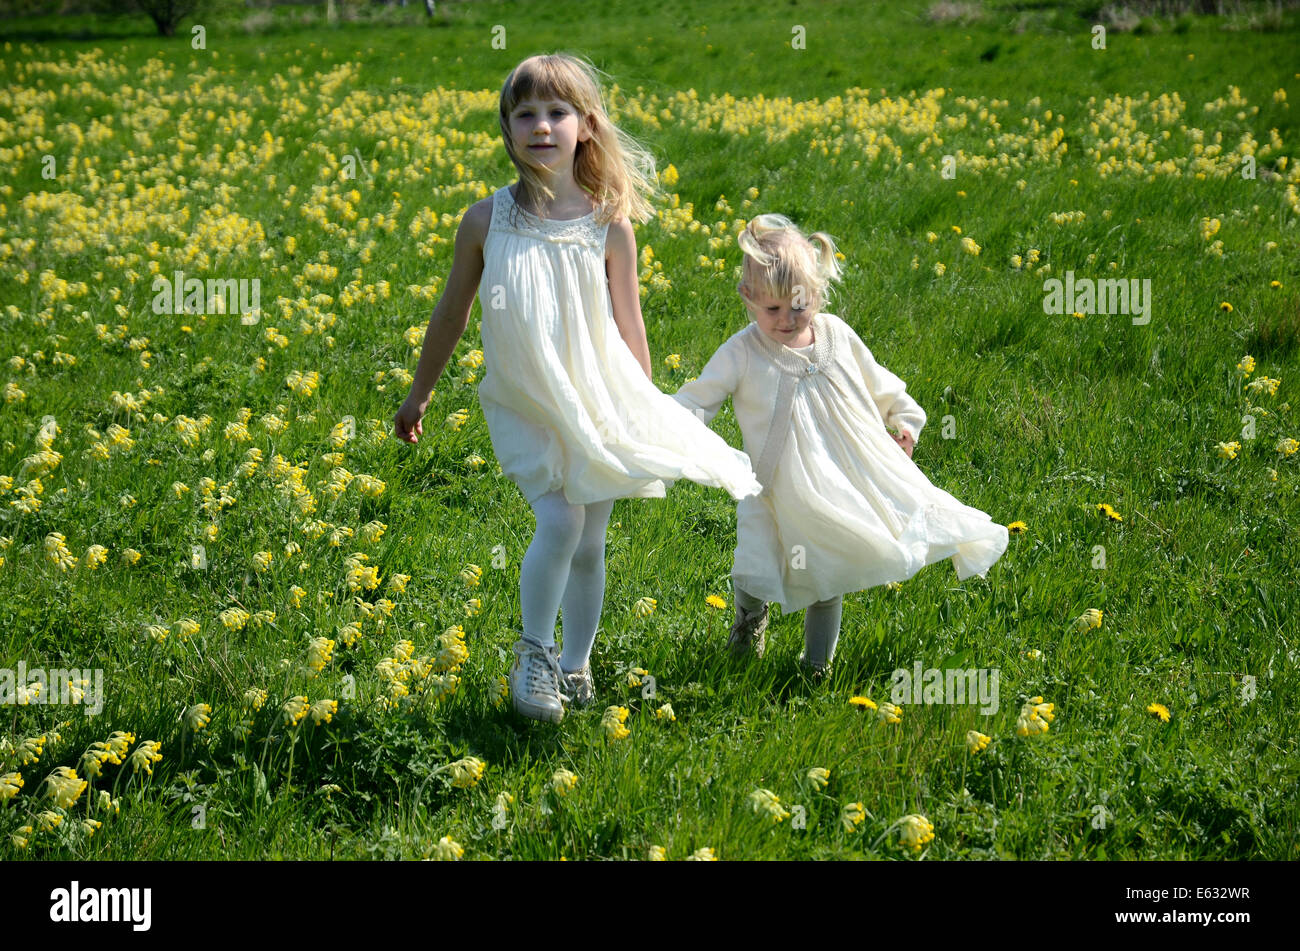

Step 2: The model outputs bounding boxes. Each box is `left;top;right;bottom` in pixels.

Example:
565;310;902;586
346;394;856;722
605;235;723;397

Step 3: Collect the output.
560;665;595;708
510;636;569;724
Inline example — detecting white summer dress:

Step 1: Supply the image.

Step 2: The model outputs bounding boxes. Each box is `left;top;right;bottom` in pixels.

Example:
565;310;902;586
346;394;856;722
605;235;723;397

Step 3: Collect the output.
673;312;1009;612
475;185;762;506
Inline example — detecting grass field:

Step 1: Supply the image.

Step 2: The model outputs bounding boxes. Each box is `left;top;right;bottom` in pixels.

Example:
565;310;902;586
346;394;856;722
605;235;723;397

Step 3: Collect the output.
1;0;1298;860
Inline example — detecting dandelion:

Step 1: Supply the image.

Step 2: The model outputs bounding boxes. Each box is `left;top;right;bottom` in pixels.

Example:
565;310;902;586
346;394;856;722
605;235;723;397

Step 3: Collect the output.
1220;301;1233;312
448;756;486;789
849;695;877;711
44;766;87;809
601;705;631;740
309;698;338;725
648;845;667;861
878;701;903;724
966;730;991;754
1074;608;1103;631
1007;520;1027;533
1016;696;1055;736
634;596;657;617
686;846;717;861
1146;702;1171;723
898;814;934;853
1216;441;1241;460
841;802;866;832
551;768;579;797
749;788;790;823
1096;503;1123;522
655;702;676;721
129;740;163;775
433;836;464;861
806;767;830;790
705;594;727;609
184;703;212;731
1270;280;1282;290
459;563;483;586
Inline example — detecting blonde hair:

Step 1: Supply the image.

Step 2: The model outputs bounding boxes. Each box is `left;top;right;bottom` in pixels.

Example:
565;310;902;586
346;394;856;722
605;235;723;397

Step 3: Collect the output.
737;213;843;316
498;53;659;227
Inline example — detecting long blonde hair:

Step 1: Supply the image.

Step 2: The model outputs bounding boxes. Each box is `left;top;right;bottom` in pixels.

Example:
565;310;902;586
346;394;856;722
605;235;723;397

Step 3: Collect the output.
737;213;843;316
497;52;659;227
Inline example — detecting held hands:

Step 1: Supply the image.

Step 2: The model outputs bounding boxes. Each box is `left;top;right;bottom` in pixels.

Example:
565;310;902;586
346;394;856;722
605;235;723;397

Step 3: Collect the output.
393;395;428;444
891;430;915;459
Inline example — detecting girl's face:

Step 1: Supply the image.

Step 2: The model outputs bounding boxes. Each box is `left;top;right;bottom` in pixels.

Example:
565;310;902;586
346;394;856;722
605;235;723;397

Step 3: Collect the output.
740;284;816;347
508;96;591;174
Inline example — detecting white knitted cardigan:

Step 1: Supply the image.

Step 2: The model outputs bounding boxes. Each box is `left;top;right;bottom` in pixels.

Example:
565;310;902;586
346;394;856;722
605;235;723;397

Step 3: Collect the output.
672;312;927;495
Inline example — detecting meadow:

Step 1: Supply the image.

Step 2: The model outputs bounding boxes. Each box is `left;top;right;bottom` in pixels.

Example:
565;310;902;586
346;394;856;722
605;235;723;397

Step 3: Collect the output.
0;0;1298;860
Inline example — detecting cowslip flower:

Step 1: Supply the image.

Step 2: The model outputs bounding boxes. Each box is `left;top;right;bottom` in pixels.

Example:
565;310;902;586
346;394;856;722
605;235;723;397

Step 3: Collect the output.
1273;436;1297;455
633;596;657;617
448;756;486;789
664;353;682;370
1074;608;1103;632
806;767;830;790
749;788;790;823
898;814;934;852
243;687;268;711
463;598;481;616
655;702;676;721
601;706;631;740
184;703;212;731
305;636;335;674
624;668;648;688
37;810;63;833
686;846;717;861
966;730;991;754
1237;355;1256;375
283;695;310;727
841;802;866;832
44;766;87;809
878;702;903;724
82;818;103;836
1216;441;1241;460
129;740;163;775
1;772;23;802
433;836;464;860
648;845;667;861
960;236;981;256
1016;696;1055;736
459;563;482;586
309;698;338;725
1146;702;1171;723
551;768;579;796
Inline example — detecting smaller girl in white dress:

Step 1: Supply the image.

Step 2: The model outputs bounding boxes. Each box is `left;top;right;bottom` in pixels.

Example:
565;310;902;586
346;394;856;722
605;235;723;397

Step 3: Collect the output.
672;214;1009;676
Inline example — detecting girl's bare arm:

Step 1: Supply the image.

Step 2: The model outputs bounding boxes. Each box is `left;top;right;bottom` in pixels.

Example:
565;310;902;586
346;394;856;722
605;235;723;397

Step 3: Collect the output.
605;216;653;380
394;201;490;442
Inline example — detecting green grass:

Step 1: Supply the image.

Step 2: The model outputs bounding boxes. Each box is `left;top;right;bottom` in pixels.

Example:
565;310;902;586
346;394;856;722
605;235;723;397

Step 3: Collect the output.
1;0;1298;860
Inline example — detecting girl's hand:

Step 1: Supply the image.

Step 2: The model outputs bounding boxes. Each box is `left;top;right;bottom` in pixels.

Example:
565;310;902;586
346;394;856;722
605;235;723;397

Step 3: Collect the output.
394;396;428;444
891;431;915;458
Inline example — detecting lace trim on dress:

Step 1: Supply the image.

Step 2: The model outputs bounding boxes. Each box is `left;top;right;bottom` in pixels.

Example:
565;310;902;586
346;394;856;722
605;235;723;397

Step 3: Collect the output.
490;185;609;248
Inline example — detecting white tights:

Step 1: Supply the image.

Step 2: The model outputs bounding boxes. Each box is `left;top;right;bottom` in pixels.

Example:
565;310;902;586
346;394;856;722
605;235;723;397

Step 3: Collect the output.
519;488;615;673
735;585;844;667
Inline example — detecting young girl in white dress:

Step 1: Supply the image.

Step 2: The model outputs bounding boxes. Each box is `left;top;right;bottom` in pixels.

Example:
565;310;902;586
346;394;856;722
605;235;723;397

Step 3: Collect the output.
393;53;762;722
672;214;1008;676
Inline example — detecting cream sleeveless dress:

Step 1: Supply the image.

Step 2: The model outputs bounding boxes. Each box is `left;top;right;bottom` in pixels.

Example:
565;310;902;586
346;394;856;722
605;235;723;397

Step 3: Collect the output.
476;185;762;506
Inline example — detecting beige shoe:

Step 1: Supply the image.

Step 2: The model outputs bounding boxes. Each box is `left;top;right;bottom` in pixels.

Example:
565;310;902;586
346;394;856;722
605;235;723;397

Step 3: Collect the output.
797;653;833;682
509;636;569;723
560;665;595;708
728;602;769;658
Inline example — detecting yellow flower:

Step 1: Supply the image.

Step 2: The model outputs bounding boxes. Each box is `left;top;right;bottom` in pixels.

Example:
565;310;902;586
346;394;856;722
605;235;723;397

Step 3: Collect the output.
82;818;103;836
601;705;631;740
283;695;310;727
459;563;483;586
960;236;980;256
841;802;866;832
1220;301;1233;312
749;788;790;823
926;231;938;243
648;845;667;861
551;768;579;796
37;810;63;833
1216;441;1241;460
1238;354;1257;376
1007;520;1027;533
1277;438;1299;456
492;675;510;708
806;767;830;790
655;702;676;721
44;766;87;809
305;636;335;673
705;594;727;609
243;687;268;711
464;598;481;616
1097;503;1123;522
184;703;212;731
1270;280;1282;289
433;835;464;860
686;846;717;861
129;740;163;775
849;695;877;711
659;163;679;187
1146;702;1171;723
966;730;991;754
309;698;338;725
633;596;657;617
933;262;946;277
1074;608;1103;631
1016;696;1055;736
1023;648;1043;660
1;772;24;802
898;814;934;852
664;353;682;370
878;701;903;724
448;756;486;788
